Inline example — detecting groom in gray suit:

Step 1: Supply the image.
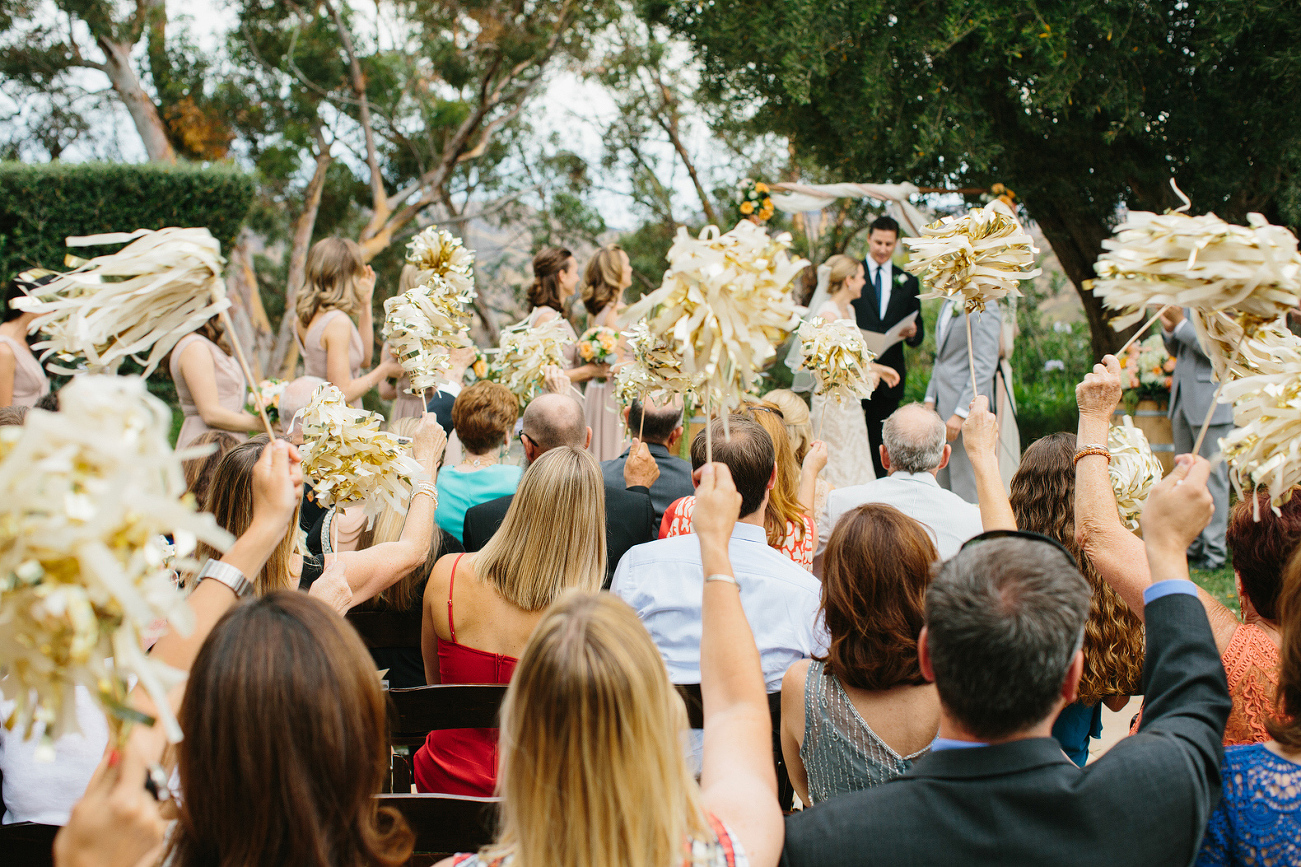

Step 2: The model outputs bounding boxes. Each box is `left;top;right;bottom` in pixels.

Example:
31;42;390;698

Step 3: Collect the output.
924;299;1001;503
1161;306;1232;569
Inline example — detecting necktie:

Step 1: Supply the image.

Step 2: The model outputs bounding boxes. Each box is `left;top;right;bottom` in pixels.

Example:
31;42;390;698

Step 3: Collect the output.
874;266;886;320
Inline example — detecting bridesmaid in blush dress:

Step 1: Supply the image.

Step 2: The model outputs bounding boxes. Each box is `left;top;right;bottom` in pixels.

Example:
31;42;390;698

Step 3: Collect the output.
0;272;51;409
579;244;633;462
525;247;608;392
170;315;260;450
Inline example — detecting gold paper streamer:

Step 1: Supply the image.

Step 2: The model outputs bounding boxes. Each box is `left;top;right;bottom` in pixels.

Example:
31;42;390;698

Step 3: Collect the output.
794;318;878;405
1107;416;1165;531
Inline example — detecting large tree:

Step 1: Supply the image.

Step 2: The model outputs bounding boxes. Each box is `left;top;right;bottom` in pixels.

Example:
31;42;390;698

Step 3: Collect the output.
652;0;1301;356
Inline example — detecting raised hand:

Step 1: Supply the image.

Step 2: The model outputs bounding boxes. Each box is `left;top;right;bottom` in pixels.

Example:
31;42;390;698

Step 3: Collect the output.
1141;454;1215;559
55;745;166;867
1076;354;1124;420
624;438;661;489
962;395;999;460
251;439;303;534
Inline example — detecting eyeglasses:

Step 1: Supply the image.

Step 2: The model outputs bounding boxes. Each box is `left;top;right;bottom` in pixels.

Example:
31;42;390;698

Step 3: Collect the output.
518;431;535;448
959;529;1079;570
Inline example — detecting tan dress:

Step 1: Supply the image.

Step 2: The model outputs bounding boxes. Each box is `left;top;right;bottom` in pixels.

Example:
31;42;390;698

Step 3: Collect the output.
0;334;49;408
583;304;626;462
299;309;364;408
170;334;249;450
382;344;426;420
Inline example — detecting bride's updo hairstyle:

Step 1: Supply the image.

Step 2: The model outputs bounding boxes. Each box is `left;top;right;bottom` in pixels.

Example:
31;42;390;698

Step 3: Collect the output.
528;247;575;311
823;254;861;295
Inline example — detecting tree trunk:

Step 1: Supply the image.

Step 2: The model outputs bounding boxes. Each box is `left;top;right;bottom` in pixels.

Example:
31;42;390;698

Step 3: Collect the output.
1021;194;1133;360
225;230;273;379
269;137;333;377
96;35;176;164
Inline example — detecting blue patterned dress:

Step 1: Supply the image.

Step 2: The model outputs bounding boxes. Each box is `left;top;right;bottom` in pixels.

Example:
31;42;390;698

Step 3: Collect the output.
1197;743;1301;866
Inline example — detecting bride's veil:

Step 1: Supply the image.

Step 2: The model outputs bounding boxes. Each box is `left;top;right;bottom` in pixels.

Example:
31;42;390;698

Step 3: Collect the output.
786;262;834;393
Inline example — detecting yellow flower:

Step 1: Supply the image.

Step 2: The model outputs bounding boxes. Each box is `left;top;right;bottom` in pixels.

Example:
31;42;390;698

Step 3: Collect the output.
579;343;595;360
740;201;755;215
763;197;773;209
599;334;616;351
755;182;769;193
473;359;487;378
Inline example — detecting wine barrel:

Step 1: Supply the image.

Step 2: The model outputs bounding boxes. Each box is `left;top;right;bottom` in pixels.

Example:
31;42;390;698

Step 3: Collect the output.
1117;400;1174;474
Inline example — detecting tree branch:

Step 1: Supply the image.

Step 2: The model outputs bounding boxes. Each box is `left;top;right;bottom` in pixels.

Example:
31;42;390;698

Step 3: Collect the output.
324;0;389;235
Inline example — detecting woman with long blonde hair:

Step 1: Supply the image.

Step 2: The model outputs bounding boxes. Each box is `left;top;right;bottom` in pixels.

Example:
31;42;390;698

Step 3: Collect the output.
442;463;782;867
295;238;402;408
580;244;633;461
415;446;607;796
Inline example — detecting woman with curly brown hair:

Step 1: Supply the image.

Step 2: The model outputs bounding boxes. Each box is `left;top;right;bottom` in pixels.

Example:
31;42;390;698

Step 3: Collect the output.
780;503;940;804
1009;432;1145;765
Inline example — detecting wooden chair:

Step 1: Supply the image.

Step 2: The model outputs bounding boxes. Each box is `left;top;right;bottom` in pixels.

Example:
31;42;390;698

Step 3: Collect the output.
377;793;499;866
347;608;422;650
0;821;58;867
384;683;509;793
674;683;795;810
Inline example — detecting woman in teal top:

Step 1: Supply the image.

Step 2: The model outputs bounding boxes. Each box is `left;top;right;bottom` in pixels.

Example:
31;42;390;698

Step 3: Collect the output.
435;381;523;542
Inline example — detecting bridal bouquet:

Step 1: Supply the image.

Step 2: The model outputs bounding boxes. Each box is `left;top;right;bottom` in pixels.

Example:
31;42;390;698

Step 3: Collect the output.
246;379;287;425
577;326;619;380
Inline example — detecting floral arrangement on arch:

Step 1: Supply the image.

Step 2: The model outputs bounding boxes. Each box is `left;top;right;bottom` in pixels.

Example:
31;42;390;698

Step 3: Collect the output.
1122;333;1176;403
737;179;775;223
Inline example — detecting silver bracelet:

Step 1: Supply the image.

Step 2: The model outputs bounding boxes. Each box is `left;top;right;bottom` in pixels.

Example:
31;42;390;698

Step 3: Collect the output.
412;483;438;505
704;573;738;586
197;559;254;598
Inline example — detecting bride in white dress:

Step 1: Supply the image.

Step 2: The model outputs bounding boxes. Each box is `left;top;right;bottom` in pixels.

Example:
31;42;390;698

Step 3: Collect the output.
796;255;901;489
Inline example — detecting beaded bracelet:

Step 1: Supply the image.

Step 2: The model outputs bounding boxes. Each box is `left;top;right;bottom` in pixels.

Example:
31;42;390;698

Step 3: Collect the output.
1073;445;1111;465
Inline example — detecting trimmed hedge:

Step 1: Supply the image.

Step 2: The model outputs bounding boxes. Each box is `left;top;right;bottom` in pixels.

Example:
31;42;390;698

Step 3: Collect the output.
0;161;254;284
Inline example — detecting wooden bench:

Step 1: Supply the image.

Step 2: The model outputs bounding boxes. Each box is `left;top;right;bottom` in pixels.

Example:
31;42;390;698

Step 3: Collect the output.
0;821;58;867
377;793;500;866
675;683;795;811
384;683;509;793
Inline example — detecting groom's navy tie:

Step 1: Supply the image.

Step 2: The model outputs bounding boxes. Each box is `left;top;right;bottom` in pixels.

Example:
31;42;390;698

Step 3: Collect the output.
873;266;885;320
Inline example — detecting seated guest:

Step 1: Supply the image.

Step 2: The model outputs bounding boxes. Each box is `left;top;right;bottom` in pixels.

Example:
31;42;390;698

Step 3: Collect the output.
781;504;940;805
781;455;1232;867
1076;356;1301;744
54;440;418;867
414;446;605;796
1198;547;1301;866
662;402;820;570
613;415;825;692
462;392;656;584
764;388;832;520
181;430;239;509
817;402;983;568
447;463;783;867
434;380;522;542
601;394;695;523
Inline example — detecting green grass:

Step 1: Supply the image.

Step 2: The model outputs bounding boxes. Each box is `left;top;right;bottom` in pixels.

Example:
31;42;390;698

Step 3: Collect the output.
1191;556;1239;617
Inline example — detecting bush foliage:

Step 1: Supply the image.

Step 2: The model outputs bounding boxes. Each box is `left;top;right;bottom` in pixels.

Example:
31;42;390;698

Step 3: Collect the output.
0;161;254;284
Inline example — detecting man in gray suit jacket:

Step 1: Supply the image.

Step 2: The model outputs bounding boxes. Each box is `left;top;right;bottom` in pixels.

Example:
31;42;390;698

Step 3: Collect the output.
601;395;695;526
781;457;1231;867
924;299;1002;503
1162;307;1233;569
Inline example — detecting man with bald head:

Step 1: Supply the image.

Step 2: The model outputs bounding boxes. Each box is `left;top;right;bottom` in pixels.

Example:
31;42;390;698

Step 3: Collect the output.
815;402;983;568
461;392;659;584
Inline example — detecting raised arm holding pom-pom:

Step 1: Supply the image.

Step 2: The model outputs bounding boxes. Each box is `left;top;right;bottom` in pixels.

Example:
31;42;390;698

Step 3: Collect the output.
962;395;1016;531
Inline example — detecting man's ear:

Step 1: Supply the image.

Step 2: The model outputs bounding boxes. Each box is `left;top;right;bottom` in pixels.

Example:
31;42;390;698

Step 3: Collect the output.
937;443;952;471
584;426;592;449
1061;649;1084;706
880;445;891;473
668;426;684;450
622;406;631;427
767;465;777;490
917;626;936;683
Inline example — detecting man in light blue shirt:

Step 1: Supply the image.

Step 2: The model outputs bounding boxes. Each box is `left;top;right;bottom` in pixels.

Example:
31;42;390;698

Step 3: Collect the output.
612;415;826;692
817;402;983;569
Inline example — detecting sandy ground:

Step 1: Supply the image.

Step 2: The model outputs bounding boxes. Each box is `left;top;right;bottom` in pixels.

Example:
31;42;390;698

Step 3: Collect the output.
1088;696;1144;763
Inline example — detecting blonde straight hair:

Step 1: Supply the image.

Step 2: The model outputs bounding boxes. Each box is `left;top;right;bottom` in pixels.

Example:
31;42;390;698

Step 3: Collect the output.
295;237;366;328
353;417;443;612
475;447;606;608
485;592;709;867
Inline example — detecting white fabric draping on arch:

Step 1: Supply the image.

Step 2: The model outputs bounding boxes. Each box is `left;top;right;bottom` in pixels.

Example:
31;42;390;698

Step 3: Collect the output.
768;182;928;236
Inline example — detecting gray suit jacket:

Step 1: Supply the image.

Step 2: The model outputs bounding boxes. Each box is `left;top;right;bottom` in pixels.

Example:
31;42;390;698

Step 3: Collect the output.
925;301;1001;419
781;591;1231;867
601;443;695;526
1163;313;1233;427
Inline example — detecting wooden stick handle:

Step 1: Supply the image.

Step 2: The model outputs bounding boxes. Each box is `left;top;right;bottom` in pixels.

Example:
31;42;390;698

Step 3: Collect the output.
219;309;276;439
965;311;979;407
1115;305;1172;357
1190;330;1244;456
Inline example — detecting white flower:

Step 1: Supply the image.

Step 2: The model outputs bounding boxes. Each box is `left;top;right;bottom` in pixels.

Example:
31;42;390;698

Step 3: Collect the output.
1053;321;1072;334
1043;359;1066;372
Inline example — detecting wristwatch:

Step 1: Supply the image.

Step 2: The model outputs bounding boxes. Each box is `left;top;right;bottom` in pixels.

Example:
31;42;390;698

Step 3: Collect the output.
196;560;254;598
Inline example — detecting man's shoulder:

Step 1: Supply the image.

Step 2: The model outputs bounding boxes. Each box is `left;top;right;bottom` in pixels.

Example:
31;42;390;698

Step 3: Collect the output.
465;492;513;519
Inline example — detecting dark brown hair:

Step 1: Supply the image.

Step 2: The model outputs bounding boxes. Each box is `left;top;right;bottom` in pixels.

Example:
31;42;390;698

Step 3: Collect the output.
451;380;519;454
1226;487;1301;621
1267;545;1301;747
818;504;936;690
689;416;774;518
182;431;240;508
166;592;414;867
1010;432;1144;704
528;247;574;311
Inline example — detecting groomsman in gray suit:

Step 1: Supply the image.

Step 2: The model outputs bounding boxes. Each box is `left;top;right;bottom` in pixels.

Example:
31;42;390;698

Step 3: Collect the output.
924;299;1002;503
1161;306;1232;569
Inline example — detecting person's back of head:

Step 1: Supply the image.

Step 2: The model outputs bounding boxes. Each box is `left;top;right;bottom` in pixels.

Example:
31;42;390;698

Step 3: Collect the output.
490;591;707;867
1010;433;1144;704
476;446;605;609
452;380;519;455
529;247;574;311
760;389;812;462
522;393;586;453
1226;486;1301;622
628;395;684;447
925;537;1090;740
689;416;774;520
0;405;27;427
744;401;808;549
166;591;413;867
822;504;938;691
1267;545;1301;748
295;237;366;328
196;438;298;594
882;403;947;475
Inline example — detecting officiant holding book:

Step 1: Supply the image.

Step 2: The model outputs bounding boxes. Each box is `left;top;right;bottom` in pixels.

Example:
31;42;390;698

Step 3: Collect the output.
852;216;924;477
